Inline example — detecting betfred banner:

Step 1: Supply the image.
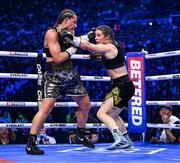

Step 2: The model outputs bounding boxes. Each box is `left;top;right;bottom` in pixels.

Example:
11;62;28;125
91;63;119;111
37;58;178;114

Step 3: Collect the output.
127;52;147;133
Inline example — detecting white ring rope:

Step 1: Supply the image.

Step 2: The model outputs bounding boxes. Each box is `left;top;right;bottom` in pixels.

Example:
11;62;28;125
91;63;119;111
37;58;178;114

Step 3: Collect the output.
146;74;180;81
0;51;90;60
0;101;179;107
0;73;179;81
146;101;180;106
0;50;180;59
0;73;111;81
0;123;179;129
145;50;180;59
0;101;102;107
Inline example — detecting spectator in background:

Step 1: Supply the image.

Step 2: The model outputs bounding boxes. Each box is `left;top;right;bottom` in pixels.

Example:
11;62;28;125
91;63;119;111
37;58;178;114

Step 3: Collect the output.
37;128;56;145
0;109;12;123
15;112;28;123
150;105;180;144
0;128;17;144
14;112;29;144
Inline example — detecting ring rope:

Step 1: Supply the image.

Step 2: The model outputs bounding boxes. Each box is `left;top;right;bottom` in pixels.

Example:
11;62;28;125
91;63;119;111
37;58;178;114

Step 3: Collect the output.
145;74;180;81
0;101;179;107
0;101;102;107
0;73;111;81
0;123;179;129
145;101;180;106
0;73;179;81
0;51;90;60
0;50;180;59
145;50;180;59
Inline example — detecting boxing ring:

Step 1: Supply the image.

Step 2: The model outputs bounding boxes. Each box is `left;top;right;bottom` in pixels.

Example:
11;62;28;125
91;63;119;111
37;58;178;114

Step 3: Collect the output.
0;50;180;163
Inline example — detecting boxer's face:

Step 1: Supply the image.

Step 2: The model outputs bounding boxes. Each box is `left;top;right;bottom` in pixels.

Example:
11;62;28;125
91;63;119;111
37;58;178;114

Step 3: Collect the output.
95;30;107;44
64;15;77;33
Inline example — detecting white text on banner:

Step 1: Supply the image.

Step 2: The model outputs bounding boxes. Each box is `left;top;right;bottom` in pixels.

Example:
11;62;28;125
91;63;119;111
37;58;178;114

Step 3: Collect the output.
127;52;147;133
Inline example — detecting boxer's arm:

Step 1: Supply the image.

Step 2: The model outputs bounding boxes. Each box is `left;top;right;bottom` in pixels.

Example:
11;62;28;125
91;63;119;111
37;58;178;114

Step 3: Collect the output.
45;30;70;63
62;30;113;54
79;40;111;54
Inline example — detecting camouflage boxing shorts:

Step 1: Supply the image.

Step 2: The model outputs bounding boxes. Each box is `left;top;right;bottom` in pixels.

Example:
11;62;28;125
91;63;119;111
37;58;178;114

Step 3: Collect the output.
104;75;135;109
42;69;88;99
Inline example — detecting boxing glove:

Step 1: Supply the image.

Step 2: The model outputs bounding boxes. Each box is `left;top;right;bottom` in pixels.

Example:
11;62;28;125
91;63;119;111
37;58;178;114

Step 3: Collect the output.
58;29;74;45
81;27;96;43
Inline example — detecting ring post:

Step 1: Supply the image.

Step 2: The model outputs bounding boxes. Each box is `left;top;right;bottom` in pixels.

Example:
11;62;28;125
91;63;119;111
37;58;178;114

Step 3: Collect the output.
127;52;147;133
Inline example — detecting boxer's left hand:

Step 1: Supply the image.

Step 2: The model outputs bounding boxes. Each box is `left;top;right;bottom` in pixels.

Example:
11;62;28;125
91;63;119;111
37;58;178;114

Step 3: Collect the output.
80;27;96;43
58;29;81;47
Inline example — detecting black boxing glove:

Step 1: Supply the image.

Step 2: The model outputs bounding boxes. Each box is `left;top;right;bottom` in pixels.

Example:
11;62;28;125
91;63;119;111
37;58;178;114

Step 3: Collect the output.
58;29;74;45
66;36;81;47
81;27;96;43
59;29;81;47
88;27;96;43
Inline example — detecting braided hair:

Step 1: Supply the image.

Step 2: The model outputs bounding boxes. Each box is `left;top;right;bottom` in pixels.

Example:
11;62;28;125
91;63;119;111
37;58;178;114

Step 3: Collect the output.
54;9;77;27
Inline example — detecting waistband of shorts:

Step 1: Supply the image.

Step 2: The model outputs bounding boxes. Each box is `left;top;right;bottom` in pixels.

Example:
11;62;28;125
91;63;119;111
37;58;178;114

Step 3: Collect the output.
111;74;129;84
45;60;73;72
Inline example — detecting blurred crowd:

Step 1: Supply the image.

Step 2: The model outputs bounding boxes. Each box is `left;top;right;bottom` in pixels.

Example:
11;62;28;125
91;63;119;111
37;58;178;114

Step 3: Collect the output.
0;0;179;143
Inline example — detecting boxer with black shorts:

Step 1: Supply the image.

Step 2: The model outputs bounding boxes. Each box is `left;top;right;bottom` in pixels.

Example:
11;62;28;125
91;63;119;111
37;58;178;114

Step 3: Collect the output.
66;25;135;150
25;9;94;155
